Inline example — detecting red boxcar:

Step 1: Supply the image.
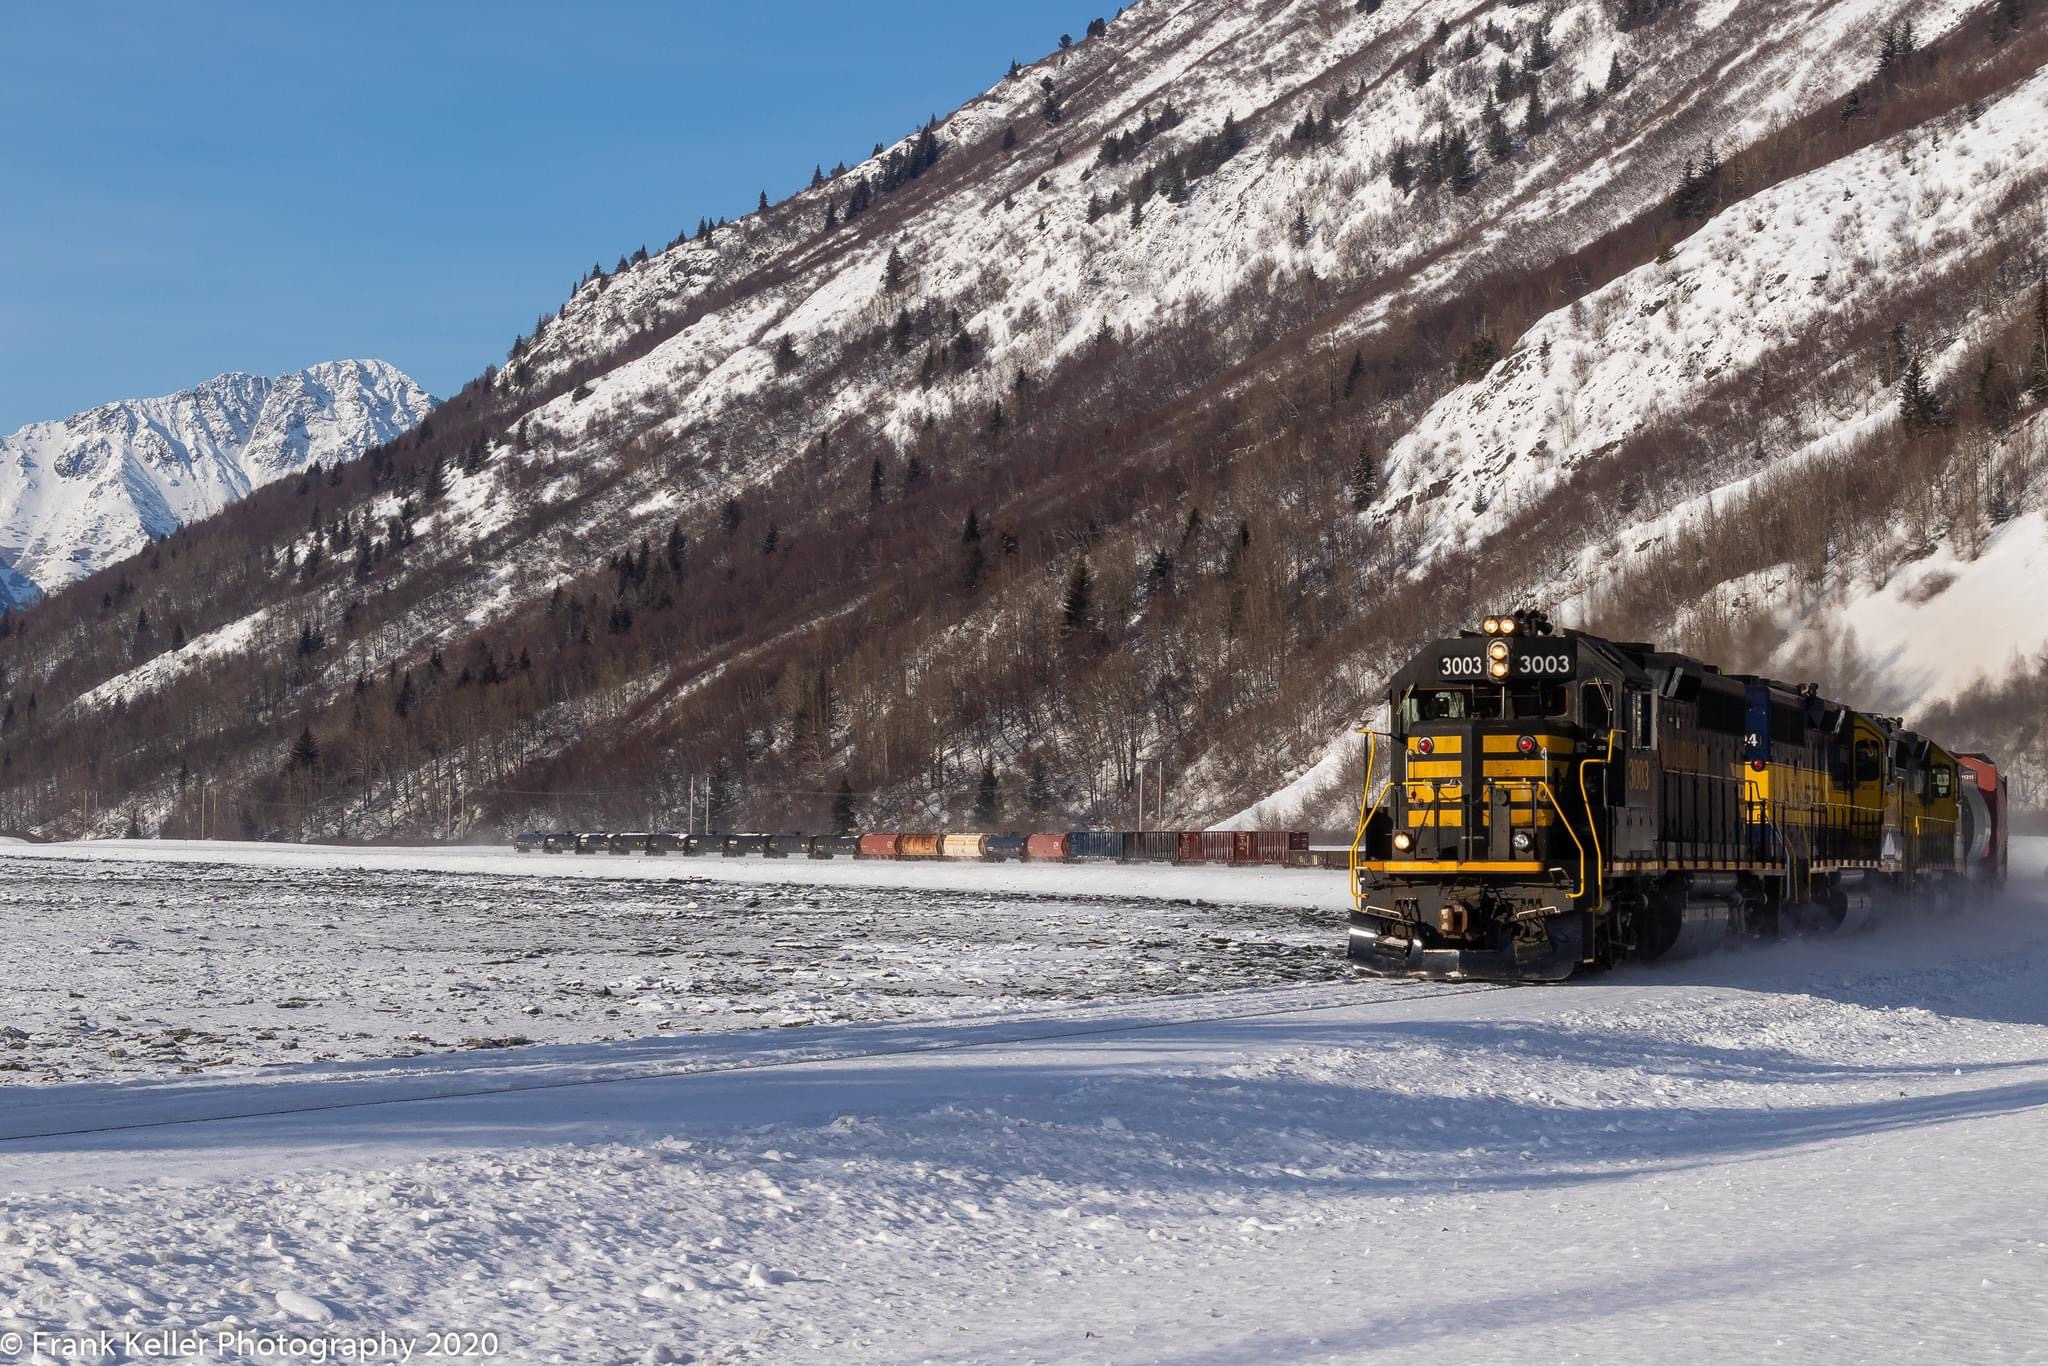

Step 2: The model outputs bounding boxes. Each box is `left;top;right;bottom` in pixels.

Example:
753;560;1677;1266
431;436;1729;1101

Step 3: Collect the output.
1240;831;1309;865
858;833;902;859
1025;833;1070;862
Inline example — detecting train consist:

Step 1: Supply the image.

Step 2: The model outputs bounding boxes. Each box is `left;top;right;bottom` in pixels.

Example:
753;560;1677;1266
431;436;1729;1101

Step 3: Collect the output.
1347;610;2011;981
511;827;1313;865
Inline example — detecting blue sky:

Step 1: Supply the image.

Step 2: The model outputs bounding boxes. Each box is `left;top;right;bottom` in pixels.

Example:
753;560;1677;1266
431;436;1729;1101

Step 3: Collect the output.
0;2;1096;430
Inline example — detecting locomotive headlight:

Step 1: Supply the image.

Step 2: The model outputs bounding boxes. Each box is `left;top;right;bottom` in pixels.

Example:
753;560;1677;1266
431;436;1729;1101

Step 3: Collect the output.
1482;617;1500;634
1392;832;1414;852
1489;660;1510;679
1498;617;1516;635
1512;830;1534;851
1488;640;1511;662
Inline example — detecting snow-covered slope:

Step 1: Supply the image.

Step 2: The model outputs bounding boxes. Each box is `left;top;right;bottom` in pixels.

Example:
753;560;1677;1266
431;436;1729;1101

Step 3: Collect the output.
0;360;433;604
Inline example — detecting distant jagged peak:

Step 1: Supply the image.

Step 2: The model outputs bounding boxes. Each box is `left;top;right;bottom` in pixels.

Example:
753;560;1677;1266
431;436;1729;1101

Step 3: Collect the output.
0;359;436;601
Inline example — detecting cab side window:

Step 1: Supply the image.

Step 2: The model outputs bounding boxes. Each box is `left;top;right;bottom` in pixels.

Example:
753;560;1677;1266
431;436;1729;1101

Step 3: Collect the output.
1853;740;1882;784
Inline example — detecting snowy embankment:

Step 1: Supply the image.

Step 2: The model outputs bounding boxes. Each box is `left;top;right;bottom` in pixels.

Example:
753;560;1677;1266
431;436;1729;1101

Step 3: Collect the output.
0;844;2041;1361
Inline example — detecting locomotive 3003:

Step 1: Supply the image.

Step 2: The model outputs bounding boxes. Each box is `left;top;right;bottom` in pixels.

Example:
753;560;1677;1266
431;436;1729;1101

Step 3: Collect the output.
1347;611;2010;981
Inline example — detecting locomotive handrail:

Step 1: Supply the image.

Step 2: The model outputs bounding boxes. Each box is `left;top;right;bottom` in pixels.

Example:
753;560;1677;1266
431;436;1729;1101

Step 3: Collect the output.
1349;728;1394;908
1578;730;1620;912
1537;780;1589;899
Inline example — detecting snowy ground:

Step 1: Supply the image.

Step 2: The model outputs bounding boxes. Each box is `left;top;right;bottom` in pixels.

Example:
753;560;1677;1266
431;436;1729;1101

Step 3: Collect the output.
0;840;2043;1364
0;847;1344;1085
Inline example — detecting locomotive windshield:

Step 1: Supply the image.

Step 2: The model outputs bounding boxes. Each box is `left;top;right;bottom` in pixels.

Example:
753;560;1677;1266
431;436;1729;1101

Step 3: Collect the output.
1400;684;1568;725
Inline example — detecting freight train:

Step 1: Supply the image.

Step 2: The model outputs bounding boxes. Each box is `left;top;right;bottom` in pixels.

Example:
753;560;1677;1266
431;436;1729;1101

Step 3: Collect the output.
511;826;1313;865
1345;610;2011;981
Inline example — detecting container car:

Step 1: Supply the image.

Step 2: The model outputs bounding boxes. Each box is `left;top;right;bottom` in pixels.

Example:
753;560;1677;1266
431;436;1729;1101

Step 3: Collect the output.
1068;830;1123;862
1177;831;1239;864
1242;831;1308;865
1124;831;1179;863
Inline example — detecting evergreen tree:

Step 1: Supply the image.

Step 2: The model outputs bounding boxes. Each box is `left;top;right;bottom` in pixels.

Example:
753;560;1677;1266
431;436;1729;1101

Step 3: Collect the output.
425;454;447;501
1388;142;1415;192
1348;442;1377;511
869;458;886;504
1292;205;1312;248
1525;24;1556;71
885;245;907;292
707;757;739;833
1898;354;1950;431
395;670;417;718
774;335;800;372
832;778;859;836
1059;558;1093;638
289;727;320;771
1444;128;1480;191
1342;349;1366;399
963;510;987;593
1605;52;1629;91
1002;125;1018;150
1409;52;1434;86
973;761;1001;828
1523;85;1547;136
1486;105;1514;161
758;190;769;212
1026;756;1054;815
171;622;185;650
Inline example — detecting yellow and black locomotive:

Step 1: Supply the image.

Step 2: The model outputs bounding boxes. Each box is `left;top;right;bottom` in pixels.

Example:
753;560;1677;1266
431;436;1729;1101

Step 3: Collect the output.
1348;611;2011;981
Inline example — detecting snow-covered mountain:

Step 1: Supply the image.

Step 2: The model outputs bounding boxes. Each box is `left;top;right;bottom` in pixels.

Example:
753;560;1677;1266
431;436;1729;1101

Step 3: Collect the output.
0;360;433;606
1;0;2044;839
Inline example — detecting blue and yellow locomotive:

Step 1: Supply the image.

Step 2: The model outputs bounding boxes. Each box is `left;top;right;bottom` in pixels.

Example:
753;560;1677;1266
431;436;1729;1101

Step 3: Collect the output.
1348;611;2010;981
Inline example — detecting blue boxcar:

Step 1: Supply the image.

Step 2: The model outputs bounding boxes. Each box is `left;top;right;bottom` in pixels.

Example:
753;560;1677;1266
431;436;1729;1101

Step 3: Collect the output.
1068;830;1124;861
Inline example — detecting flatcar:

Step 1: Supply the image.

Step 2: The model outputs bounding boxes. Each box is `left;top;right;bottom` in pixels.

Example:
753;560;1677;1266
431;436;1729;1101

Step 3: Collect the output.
1347;610;2009;981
